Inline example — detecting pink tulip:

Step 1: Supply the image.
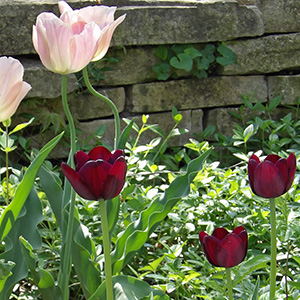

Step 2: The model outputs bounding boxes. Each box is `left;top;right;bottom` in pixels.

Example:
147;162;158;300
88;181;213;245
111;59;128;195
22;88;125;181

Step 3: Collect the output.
33;11;101;74
58;1;126;62
0;57;31;122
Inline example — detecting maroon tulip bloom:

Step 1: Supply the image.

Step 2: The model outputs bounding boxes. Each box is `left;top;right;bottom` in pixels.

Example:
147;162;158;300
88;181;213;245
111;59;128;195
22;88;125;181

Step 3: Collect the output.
199;226;248;268
248;153;296;199
61;146;127;200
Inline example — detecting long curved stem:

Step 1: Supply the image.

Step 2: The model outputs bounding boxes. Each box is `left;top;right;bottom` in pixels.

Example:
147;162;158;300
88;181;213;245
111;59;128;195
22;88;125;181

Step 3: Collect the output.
60;75;77;300
99;199;114;300
82;67;120;150
269;198;277;300
226;268;233;300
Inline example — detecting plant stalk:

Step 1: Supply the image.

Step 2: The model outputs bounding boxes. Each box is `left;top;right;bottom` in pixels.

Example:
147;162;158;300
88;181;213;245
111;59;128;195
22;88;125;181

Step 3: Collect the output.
82;67;120;150
269;198;277;300
5;125;9;204
99;198;114;300
226;268;233;300
60;75;77;300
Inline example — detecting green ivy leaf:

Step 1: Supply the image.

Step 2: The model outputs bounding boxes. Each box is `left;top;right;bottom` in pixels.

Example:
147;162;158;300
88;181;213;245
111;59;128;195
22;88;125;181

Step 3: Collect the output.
154;45;168;61
170;53;193;72
216;43;237;66
153;63;171;80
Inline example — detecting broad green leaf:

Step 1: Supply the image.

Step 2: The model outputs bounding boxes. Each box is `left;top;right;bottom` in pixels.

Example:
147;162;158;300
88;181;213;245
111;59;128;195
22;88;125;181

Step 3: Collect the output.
111;148;212;274
233;255;270;286
170;53;193;72
88;275;153;300
117;119;134;150
0;132;64;242
0;260;14;293
106;196;121;240
0;189;44;300
19;237;62;300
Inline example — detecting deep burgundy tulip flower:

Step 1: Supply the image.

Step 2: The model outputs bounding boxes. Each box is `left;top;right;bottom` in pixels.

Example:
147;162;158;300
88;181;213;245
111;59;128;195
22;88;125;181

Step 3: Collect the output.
199;226;248;268
61;146;127;200
248;153;296;199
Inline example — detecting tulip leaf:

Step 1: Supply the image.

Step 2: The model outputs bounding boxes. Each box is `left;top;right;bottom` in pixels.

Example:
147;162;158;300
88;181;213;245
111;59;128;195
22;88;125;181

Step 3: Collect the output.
38;166;102;298
19;237;62;300
117;119;135;150
0;132;64;243
88;275;157;300
111;148;212;274
0;260;15;293
0;188;44;300
233;254;270;286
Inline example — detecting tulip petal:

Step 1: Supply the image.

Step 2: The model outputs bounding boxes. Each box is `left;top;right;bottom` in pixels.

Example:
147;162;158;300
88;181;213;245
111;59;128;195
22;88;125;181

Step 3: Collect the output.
74;150;90;171
199;231;208;244
91;14;126;62
233;226;246;235
61;162;96;200
102;156;127;200
79;159;112;199
212;227;229;241
248;156;259;193
201;235;220;267
275;158;288;190
88;146;112;161
253;160;285;198
286;153;296;191
265;154;280;164
108;149;125;164
216;234;247;268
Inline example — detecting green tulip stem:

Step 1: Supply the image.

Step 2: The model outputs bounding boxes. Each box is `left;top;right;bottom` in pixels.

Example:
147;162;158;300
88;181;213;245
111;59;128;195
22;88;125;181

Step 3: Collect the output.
226;268;234;300
5;125;9;204
61;75;77;300
82;67;120;150
99;198;114;300
269;198;277;300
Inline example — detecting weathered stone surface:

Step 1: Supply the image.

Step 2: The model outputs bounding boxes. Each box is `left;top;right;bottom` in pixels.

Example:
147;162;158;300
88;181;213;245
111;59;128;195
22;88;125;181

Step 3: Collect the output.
130;76;267;113
19;87;125;122
0;0;264;56
206;108;238;138
97;46;159;86
22;59;78;99
267;75;300;105
256;0;300;34
69;88;125;120
222;33;300;75
113;2;264;46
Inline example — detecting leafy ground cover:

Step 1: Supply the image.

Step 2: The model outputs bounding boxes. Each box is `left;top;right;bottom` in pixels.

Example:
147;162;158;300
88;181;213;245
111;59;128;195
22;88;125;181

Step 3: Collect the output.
1;95;300;299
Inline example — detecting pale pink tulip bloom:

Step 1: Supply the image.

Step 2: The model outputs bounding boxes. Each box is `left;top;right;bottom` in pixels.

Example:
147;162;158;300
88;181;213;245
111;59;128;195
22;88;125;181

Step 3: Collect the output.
33;11;101;74
58;1;126;62
0;57;31;122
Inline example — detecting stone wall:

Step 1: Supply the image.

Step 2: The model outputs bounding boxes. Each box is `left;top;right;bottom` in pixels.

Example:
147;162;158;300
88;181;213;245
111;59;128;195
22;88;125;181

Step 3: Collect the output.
1;0;300;158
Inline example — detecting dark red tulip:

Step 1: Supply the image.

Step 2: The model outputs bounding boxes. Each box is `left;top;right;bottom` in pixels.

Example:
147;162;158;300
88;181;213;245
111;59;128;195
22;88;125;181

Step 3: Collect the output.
61;146;127;200
248;153;296;199
199;226;247;268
